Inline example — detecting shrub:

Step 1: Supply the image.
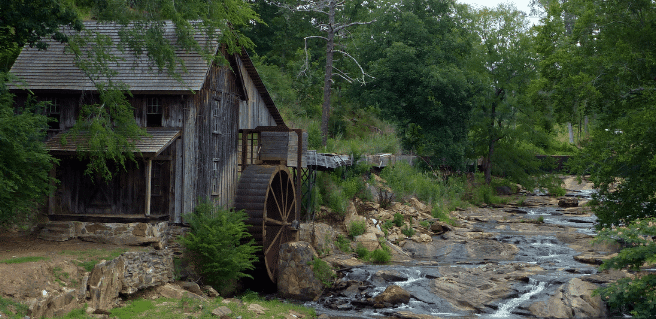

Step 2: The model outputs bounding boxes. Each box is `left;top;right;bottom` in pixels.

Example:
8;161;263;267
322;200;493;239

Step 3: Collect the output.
371;248;391;264
591;218;656;318
393;213;404;227
431;205;456;225
355;243;370;259
401;225;415;237
335;235;351;252
179;202;259;292
547;185;567;197
348;220;367;238
309;257;335;288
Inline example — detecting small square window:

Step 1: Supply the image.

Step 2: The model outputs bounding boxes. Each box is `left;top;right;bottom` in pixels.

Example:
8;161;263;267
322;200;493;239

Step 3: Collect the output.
46;99;60;131
147;98;163;127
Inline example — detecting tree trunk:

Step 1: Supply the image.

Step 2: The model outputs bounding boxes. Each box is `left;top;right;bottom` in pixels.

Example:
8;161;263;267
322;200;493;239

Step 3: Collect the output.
568;122;574;144
484;102;497;185
320;0;336;146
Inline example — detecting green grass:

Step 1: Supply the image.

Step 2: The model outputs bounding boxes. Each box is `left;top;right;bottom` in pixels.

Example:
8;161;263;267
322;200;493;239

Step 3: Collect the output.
52;292;318;319
335;234;351;252
0;296;28;319
52;266;72;286
0;256;48;264
110;299;156;319
61;248;129;272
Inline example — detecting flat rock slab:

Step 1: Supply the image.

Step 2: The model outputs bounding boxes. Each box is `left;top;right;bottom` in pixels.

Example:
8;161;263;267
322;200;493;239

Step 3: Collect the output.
432;263;543;312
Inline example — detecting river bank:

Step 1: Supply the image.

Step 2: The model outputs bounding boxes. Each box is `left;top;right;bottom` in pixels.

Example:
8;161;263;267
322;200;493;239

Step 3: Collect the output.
302;176;625;318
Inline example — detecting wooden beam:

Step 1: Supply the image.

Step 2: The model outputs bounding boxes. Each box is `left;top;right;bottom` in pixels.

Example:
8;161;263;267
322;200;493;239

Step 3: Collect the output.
145;159;152;216
295;129;303;227
48;166;56;215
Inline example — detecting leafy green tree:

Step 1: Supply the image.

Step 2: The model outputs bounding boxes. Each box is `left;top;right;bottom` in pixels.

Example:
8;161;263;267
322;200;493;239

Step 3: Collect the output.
0;75;54;226
593;218;656;318
467;4;553;189
532;1;656;316
0;0;81;224
352;0;476;169
0;0;83;51
539;0;656;227
179;202;259;291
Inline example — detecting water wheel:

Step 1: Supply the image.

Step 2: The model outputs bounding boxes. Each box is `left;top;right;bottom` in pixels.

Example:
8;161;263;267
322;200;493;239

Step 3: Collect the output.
234;165;298;282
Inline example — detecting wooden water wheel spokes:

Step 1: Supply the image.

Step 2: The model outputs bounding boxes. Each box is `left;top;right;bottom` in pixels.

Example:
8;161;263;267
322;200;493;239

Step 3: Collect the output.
235;165;298;282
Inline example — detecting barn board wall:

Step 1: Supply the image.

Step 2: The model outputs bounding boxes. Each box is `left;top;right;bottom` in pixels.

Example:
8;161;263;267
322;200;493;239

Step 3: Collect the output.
236;57;277;129
182;64;240;218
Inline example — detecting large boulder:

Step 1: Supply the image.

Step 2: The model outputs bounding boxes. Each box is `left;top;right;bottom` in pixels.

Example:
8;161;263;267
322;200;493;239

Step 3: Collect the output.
430;221;451;235
277;241;326;301
298;222;337;255
528;278;608;318
28;288;78;318
372;285;412;307
88;257;125;312
354;232;382;251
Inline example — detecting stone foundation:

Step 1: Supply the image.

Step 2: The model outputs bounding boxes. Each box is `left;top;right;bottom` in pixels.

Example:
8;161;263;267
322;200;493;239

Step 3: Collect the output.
28;249;174;318
38;221;169;246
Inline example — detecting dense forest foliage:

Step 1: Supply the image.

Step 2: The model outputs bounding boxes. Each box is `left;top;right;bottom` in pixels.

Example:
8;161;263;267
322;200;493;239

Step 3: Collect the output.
1;0;655;315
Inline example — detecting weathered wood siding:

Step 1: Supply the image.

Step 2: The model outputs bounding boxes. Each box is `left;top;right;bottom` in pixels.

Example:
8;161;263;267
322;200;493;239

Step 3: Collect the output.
52;158;147;215
181;64;240;221
236;58;277;129
259;131;308;167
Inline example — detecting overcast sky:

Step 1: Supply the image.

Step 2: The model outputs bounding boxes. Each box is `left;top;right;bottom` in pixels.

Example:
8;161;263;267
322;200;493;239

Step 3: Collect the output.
457;0;542;24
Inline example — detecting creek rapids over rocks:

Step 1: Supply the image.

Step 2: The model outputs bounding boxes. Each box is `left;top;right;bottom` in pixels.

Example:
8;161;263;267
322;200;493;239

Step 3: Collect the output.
299;177;625;319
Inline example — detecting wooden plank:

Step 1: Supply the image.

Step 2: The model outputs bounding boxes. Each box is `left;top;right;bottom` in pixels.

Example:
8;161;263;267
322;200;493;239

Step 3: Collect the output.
174;138;183;223
145;159;152;216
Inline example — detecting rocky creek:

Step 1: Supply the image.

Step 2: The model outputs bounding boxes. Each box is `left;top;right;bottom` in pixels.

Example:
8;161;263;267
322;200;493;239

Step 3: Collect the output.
299;177;624;318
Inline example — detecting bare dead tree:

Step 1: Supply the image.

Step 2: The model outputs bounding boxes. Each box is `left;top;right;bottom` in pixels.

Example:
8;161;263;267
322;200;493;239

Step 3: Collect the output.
278;0;375;146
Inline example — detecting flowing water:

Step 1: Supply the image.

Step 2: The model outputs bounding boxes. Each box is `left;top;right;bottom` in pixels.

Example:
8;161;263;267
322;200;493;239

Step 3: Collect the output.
306;190;606;318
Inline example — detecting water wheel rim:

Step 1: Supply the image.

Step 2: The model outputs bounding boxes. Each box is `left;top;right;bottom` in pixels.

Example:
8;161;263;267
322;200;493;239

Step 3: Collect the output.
234;165;297;283
262;166;296;281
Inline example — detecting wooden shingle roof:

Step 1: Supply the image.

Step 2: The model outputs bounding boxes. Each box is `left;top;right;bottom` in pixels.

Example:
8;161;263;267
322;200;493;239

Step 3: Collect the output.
45;127;181;157
10;21;216;93
10;20;286;126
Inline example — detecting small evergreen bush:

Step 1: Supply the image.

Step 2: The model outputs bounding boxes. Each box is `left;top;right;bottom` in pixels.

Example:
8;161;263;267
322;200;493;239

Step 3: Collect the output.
401;225;415;237
393;213;404;227
348;220;367;238
179;202;259;292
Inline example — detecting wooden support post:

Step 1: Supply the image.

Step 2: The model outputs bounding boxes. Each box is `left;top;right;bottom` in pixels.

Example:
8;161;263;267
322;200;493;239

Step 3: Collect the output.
48;166;56;215
241;129;248;171
145;159;152;216
295;129;303;224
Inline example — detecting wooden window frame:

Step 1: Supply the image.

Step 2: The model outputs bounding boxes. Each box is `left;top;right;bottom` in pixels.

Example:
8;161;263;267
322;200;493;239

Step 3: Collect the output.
147;98;163;127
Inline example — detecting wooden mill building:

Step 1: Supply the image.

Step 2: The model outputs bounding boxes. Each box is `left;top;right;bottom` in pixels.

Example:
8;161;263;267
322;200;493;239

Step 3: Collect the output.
9;21;297;224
